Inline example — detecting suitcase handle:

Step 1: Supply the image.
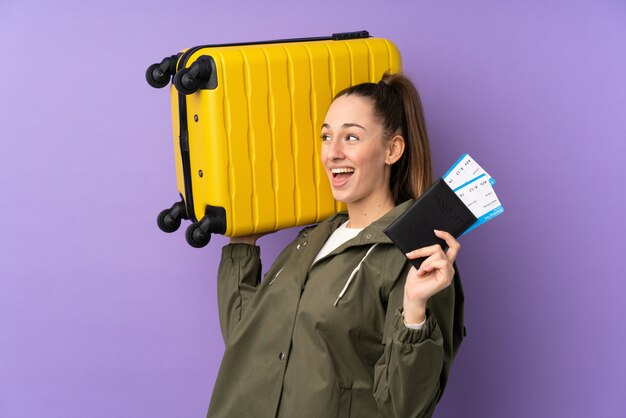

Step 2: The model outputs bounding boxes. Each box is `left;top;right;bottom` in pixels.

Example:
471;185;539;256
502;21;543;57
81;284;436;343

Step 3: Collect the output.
332;30;369;40
145;54;181;88
172;31;370;95
174;56;216;95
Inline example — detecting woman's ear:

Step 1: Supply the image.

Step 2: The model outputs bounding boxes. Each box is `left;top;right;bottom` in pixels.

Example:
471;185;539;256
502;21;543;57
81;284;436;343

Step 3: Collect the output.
386;134;405;165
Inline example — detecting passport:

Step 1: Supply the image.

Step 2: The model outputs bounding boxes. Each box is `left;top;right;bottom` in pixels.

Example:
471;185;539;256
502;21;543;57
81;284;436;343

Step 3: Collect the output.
384;154;503;268
384;179;476;269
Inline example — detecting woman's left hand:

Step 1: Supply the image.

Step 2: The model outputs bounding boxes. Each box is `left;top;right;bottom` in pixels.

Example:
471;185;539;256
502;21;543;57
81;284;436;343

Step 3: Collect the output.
402;230;460;324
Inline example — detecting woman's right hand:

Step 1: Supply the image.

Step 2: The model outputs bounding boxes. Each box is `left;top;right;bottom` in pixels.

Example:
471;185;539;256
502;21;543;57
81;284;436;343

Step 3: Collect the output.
229;231;273;245
402;229;460;324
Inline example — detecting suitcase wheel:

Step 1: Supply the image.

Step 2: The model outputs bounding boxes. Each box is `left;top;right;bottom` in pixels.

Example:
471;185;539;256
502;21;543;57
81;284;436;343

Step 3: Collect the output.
185;223;211;248
157;200;187;233
157;208;182;233
173;68;199;95
174;56;214;95
184;206;226;248
145;54;181;88
146;64;170;88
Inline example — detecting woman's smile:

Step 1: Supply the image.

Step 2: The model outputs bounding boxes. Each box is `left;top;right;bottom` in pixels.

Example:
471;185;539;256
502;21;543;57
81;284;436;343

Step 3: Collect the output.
330;167;355;187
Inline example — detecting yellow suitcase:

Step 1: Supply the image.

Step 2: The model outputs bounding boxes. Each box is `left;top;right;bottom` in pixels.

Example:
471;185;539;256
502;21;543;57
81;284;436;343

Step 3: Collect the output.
147;31;402;247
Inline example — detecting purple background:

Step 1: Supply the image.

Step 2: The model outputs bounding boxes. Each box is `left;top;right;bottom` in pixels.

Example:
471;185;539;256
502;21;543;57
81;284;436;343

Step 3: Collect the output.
1;0;625;417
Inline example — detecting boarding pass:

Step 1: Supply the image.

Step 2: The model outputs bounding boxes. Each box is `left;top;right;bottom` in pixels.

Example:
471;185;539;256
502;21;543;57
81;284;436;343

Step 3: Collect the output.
443;154;504;235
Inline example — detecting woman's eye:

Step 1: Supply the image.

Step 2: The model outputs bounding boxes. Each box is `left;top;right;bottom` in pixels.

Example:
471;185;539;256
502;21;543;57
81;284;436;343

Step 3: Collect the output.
320;134;331;142
346;134;359;141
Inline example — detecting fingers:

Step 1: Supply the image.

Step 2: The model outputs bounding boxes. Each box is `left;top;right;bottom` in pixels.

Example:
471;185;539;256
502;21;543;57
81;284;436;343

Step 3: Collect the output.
405;243;445;260
434;229;461;262
230;231;273;245
416;259;455;279
405;258;455;304
404;230;461;265
416;259;447;275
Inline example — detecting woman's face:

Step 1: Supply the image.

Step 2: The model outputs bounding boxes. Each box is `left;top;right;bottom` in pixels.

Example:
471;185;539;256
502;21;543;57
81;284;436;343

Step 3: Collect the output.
321;95;397;209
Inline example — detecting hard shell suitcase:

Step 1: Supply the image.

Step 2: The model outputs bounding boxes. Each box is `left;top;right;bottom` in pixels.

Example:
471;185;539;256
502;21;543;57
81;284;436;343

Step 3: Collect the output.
147;31;402;247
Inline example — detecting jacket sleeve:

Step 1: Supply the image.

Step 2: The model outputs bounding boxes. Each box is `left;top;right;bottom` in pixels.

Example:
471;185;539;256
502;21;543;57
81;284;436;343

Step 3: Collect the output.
373;258;464;418
217;243;262;345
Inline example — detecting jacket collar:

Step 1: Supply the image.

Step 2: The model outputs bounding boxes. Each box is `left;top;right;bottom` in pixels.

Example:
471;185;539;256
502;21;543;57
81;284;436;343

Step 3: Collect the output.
322;199;414;246
297;199;413;272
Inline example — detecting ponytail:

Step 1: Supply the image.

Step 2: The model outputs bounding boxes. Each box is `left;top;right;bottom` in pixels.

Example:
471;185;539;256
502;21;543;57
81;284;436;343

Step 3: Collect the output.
334;73;433;204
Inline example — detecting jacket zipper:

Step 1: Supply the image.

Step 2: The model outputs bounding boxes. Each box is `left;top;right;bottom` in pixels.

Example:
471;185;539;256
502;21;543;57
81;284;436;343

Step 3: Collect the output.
268;266;285;286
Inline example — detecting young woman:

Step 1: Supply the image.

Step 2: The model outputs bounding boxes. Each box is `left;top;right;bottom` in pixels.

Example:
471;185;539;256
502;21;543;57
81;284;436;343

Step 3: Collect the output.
207;73;465;418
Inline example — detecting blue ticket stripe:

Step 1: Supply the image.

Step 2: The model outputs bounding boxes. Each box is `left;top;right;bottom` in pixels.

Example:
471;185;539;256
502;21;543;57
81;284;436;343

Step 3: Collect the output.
460;205;504;236
452;173;487;192
442;153;468;180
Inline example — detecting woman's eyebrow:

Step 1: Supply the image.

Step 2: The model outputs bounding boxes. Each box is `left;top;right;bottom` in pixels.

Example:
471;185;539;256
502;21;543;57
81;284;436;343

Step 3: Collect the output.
343;123;366;130
321;123;366;130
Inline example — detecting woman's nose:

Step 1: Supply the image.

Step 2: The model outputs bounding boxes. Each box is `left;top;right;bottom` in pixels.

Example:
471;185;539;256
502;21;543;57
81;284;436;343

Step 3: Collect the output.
327;139;345;160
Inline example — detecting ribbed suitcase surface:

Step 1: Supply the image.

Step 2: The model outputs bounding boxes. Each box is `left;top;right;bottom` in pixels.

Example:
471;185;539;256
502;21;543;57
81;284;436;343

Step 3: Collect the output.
151;34;402;246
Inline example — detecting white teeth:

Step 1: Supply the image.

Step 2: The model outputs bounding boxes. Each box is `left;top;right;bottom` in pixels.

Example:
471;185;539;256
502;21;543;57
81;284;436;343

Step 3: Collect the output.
331;168;355;174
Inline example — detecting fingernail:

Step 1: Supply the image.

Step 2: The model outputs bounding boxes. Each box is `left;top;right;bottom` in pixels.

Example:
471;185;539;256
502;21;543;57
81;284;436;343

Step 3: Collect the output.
434;229;442;234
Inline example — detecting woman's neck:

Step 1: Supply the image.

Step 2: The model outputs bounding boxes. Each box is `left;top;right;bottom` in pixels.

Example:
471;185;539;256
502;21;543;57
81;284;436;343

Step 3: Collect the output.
345;194;395;229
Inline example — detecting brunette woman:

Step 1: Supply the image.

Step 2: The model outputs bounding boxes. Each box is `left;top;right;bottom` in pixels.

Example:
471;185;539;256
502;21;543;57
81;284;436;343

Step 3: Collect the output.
208;73;465;418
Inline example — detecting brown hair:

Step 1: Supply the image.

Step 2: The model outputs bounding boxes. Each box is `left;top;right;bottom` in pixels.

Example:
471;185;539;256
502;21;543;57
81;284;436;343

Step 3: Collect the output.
334;73;433;204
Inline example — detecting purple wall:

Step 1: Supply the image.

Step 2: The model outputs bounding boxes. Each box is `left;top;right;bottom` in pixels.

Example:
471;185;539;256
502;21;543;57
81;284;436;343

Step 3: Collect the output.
1;0;624;417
